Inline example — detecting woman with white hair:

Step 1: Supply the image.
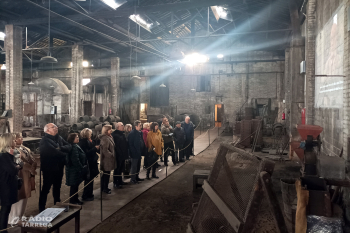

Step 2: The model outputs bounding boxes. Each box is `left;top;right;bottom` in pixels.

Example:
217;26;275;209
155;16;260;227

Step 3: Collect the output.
99;125;116;194
79;128;99;201
124;124;132;140
0;133;22;232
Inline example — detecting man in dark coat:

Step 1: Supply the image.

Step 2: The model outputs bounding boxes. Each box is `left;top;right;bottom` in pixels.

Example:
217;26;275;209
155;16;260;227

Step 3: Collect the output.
112;122;129;188
181;116;195;160
39;123;71;212
128;120;145;184
173;121;186;162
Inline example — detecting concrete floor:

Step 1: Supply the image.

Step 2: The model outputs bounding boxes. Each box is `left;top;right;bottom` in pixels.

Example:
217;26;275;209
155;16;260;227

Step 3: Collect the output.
8;128;222;233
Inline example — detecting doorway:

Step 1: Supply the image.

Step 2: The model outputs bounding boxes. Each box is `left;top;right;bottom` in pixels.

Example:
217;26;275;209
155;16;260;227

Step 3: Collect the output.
84;101;92;116
140;103;148;123
215;104;224;127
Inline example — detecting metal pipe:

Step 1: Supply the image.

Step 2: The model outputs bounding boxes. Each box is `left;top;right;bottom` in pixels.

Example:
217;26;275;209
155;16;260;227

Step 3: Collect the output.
21;29;290;51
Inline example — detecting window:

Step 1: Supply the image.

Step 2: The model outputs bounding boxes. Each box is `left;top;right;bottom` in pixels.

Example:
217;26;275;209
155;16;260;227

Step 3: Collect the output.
150;76;169;107
196;76;211;92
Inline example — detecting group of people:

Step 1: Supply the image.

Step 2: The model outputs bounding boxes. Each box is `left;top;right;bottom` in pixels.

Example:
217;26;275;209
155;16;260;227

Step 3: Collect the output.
0;116;195;233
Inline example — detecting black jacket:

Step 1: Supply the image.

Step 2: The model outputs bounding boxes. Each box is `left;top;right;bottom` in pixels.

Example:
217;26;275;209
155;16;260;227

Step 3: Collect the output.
79;138;99;178
112;130;129;161
40;133;71;172
181;121;195;141
173;127;186;145
0;152;19;206
65;144;86;186
128;129;145;159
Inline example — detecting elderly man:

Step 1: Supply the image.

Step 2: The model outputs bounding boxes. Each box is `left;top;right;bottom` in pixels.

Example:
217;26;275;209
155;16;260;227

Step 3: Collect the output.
112;122;129;188
39;123;71;212
128;120;145;184
181;116;195;160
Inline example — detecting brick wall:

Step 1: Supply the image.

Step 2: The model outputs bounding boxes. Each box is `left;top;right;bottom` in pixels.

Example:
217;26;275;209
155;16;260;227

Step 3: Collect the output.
314;1;345;157
136;51;284;129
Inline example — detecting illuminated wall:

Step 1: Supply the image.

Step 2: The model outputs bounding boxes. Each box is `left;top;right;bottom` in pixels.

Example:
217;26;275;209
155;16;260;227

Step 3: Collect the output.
315;6;344;108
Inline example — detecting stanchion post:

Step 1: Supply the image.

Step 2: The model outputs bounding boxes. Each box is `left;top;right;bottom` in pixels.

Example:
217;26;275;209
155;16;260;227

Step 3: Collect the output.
208;128;210;145
39;167;42;192
100;173;103;221
218;126;219;136
166;166;168;177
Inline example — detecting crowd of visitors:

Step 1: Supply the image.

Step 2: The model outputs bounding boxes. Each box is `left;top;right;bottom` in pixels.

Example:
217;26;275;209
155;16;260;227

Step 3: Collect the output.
0;116;195;233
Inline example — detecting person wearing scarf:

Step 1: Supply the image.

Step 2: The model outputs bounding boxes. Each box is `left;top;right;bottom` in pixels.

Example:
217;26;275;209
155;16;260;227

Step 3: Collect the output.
146;122;163;179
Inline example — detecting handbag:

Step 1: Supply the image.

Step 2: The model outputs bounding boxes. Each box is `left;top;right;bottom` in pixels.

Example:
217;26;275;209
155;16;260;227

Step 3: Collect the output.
16;175;23;190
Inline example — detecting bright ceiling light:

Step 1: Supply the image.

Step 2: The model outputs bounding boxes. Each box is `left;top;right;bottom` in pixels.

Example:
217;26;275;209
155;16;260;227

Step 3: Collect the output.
1;64;6;70
180;53;209;65
211;6;232;21
160;83;166;88
130;14;153;32
132;75;141;80
83;78;91;86
28;81;34;85
100;0;126;10
0;32;5;41
217;54;224;59
83;61;89;67
216;7;227;18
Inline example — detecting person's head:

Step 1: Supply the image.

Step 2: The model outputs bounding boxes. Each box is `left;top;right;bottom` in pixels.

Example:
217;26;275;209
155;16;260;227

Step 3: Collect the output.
115;122;124;131
80;128;92;139
143;123;150;130
150;122;159;132
102;125;112;136
185;116;190;124
176;121;181;128
15;133;23;145
44;123;58;136
0;133;16;152
134;120;141;131
162;117;169;126
67;133;79;144
125;124;132;132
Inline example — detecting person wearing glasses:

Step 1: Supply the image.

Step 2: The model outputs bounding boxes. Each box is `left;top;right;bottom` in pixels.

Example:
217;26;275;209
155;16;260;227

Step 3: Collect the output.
38;123;71;212
161;117;175;166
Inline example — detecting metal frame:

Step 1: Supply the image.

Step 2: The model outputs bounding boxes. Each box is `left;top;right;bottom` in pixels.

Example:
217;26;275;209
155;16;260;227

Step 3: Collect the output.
190;143;287;233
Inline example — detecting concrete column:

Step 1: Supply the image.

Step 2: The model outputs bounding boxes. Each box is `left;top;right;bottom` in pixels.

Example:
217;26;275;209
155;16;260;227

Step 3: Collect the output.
305;0;316;124
289;46;305;137
5;25;23;133
111;57;120;116
71;44;83;124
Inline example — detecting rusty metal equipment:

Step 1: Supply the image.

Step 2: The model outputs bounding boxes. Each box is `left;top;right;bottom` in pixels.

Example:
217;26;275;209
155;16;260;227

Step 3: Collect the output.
188;143;287;233
290;125;323;176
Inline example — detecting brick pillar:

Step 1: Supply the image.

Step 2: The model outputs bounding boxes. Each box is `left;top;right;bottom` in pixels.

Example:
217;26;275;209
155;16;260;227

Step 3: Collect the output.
344;0;350;161
71;44;83;124
5;25;23;133
111;57;120;116
305;0;316;124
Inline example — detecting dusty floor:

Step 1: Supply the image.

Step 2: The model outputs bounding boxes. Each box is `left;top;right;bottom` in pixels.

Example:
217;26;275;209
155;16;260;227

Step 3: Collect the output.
88;134;301;233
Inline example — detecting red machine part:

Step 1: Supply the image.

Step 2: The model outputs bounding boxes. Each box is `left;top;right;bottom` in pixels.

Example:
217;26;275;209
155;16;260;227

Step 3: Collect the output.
297;125;323;141
301;108;306;125
290;141;304;161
